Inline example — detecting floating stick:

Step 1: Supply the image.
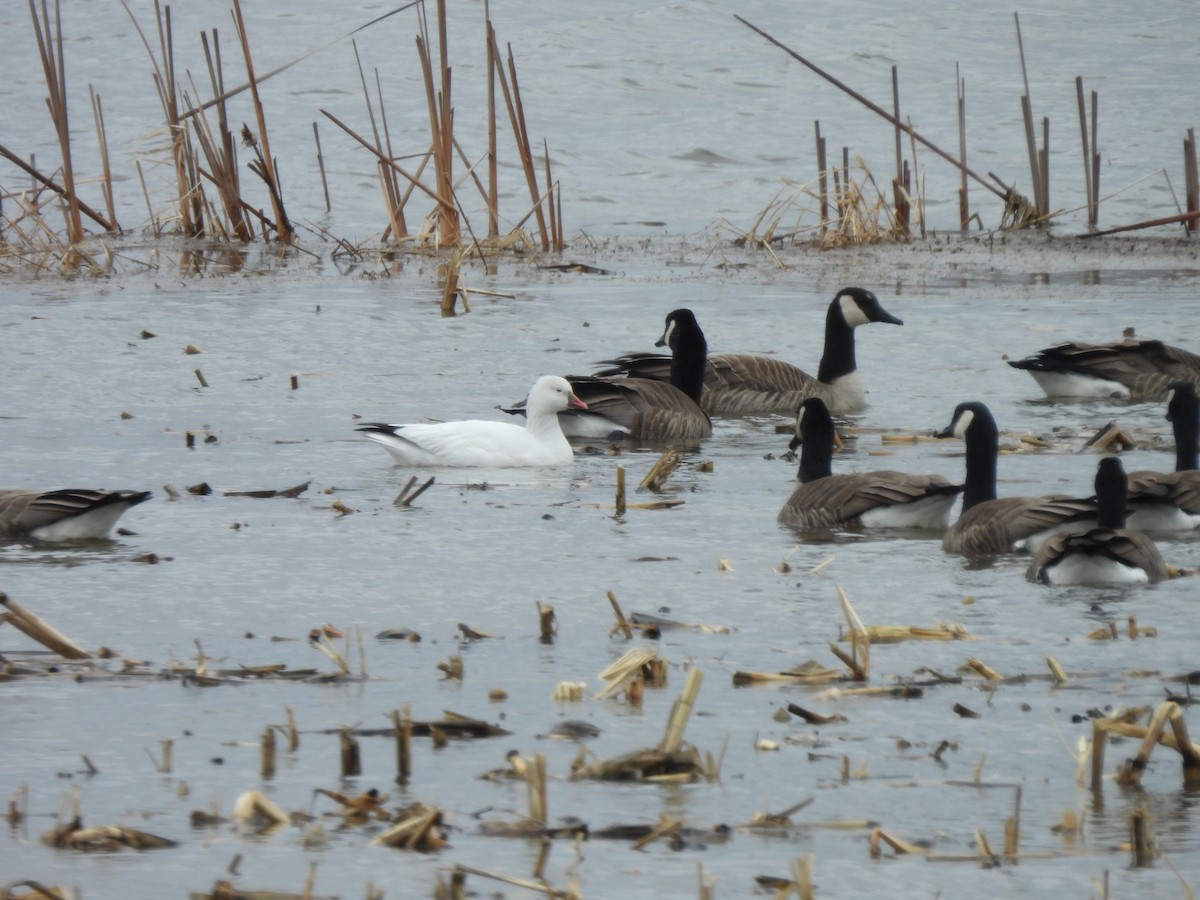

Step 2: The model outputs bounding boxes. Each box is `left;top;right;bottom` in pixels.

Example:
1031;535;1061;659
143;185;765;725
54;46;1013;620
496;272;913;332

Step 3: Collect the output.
0;593;90;659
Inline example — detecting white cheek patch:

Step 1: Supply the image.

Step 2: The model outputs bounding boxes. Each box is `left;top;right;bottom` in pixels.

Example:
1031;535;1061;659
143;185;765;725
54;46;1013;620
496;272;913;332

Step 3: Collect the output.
839;295;870;328
952;408;974;440
661;319;677;345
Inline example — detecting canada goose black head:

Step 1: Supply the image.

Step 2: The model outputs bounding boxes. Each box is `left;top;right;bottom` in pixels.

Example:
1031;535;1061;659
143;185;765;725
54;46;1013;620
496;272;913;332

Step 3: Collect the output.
1166;380;1200;472
653;308;708;405
819;288;903;383
936;401;999;511
788;397;837;483
1094;456;1129;530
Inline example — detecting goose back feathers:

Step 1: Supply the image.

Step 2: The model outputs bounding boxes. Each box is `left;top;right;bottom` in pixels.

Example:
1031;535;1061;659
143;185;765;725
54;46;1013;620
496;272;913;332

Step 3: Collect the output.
519;309;712;445
596;288;902;417
1029;457;1171;585
778;397;961;530
358;375;585;467
937;401;1096;555
1009;338;1200;401
0;488;151;541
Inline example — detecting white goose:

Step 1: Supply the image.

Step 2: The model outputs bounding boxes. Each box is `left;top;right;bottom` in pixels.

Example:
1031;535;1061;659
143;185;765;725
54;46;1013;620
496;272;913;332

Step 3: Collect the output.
0;488;151;541
357;375;586;467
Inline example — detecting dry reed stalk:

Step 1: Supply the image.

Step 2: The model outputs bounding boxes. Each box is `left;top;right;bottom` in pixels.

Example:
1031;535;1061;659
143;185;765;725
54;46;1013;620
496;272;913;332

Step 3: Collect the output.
614;464;626;516
1186;128;1198;235
312;122;331;213
88;86;119;232
659;667;703;754
606;590;634;640
640;450;683;493
1129;804;1157;866
485;13;499;237
595;647;657;699
260;726;276;779
391;706;412;782
1003;786;1022;861
526;753;547;824
412;3;459;246
737;16;1013;209
28;0;84;244
1046;656;1069;685
1076;77;1096;229
957;64;969;229
837;585;869;680
489;30;548;249
340;727;362;777
321;109;442;208
194;30;253;240
965;657;1003;681
537;602;557;644
0;151;113;237
0;592;91;659
230;0;289;241
814;122;828;234
450;865;575;898
1014;13;1046;218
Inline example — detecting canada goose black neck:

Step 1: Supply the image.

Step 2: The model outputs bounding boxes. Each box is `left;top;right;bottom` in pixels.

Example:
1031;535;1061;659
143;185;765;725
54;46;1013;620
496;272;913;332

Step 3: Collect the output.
941;402;998;511
1167;381;1199;472
1095;457;1128;529
817;288;902;383
655;309;707;406
793;398;835;483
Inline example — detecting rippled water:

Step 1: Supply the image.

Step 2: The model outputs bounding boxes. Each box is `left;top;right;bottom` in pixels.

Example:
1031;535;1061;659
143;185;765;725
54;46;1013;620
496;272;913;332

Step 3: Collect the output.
3;240;1200;896
2;0;1198;239
4;0;1200;897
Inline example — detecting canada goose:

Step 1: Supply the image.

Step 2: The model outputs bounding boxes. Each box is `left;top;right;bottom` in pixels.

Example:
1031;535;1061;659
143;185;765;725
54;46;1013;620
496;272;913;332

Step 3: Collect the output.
1124;380;1200;531
1008;337;1200;401
595;288;903;417
507;309;712;445
936;401;1096;556
1028;457;1172;585
777;397;962;529
0;488;151;541
357;376;585;467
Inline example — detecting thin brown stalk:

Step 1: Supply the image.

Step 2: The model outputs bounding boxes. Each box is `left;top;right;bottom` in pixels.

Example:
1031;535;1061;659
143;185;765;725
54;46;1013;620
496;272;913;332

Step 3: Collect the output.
490;32;547;249
230;0;290;240
89;86;120;232
485;10;498;237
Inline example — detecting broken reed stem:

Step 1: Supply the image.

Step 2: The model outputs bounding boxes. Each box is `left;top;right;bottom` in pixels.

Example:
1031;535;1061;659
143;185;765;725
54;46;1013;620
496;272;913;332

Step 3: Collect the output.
836;585;869;681
536;601;557;644
392;706;412;783
0;592;91;659
261;726;276;779
1091;720;1107;791
615;464;626;516
1003;786;1022;861
88;85;119;232
340;727;362;777
792;855;814;900
1129;804;1156;867
526;753;547;824
606;591;634;640
659;667;703;754
312;122;331;213
488;29;547;249
284;704;300;752
640;450;682;493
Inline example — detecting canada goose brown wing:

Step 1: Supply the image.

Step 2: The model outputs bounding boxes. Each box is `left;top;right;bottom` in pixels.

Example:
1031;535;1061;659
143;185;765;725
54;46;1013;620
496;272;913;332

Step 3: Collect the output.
779;472;957;528
1127;470;1200;514
594;352;676;382
1010;340;1200;401
567;376;711;443
942;495;1097;555
0;489;152;540
699;354;821;417
1029;528;1170;584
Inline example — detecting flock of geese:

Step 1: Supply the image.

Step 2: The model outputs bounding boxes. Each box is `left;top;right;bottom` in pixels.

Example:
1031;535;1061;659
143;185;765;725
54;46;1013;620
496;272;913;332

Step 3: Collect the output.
7;287;1200;589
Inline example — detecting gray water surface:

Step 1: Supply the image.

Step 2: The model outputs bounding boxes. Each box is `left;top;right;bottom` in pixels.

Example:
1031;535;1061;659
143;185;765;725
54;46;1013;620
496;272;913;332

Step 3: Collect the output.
3;241;1200;897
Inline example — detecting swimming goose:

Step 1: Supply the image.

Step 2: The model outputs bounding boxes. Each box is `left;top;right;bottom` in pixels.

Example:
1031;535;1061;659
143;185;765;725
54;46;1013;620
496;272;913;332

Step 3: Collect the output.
1008;337;1200;401
508;309;712;445
1028;457;1171;585
357;375;585;467
0;488;151;541
777;397;962;529
595;288;903;417
936;401;1096;556
1124;380;1200;531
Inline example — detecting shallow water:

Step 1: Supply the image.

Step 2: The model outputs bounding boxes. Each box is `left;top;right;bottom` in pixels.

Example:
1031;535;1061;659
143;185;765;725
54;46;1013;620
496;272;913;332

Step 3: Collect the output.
4;0;1200;895
3;241;1200;897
